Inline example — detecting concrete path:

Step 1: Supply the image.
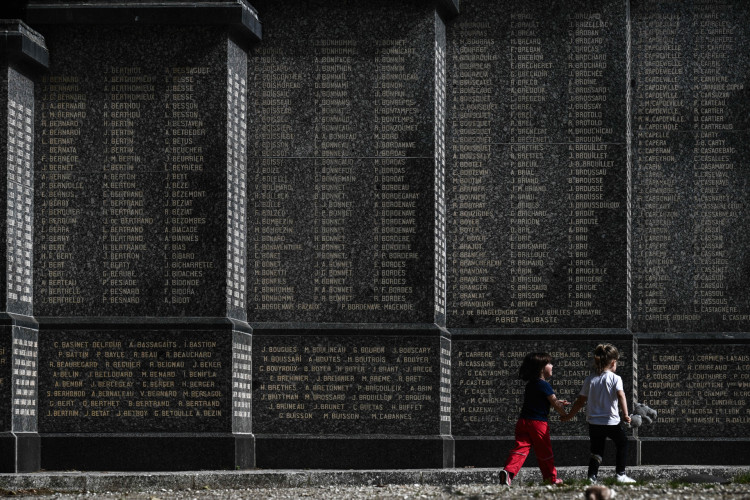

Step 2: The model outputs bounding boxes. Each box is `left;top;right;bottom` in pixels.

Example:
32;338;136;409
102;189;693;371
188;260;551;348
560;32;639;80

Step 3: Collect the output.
1;466;749;494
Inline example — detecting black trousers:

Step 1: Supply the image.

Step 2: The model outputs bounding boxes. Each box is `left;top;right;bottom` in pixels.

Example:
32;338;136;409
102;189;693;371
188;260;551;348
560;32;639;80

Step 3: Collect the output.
587;423;628;476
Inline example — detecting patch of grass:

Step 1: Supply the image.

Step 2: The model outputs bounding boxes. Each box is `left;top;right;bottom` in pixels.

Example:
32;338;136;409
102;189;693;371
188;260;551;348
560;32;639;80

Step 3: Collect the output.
0;488;58;497
668;479;689;488
733;472;750;484
623;479;650;486
598;477;648;487
564;478;595;487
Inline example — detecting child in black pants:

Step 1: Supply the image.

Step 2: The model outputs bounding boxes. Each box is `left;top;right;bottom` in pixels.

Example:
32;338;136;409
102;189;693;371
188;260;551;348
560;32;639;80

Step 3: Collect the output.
562;344;635;484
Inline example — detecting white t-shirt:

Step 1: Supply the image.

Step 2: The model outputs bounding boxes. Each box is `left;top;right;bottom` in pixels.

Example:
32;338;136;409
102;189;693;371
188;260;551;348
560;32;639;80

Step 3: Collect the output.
579;370;623;425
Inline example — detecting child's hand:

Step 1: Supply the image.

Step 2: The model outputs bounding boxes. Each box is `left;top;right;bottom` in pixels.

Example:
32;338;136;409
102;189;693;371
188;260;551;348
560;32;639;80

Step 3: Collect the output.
559;400;571;406
622;415;631;424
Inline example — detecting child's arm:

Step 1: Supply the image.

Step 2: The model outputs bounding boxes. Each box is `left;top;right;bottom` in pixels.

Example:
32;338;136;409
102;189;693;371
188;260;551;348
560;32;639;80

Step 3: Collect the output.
560;395;587;422
547;394;570;418
617;390;631;423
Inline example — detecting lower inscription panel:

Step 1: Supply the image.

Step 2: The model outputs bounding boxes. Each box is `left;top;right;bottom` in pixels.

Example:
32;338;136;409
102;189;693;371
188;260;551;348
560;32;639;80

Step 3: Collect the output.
253;333;447;435
39;329;232;433
452;336;633;437
638;340;750;438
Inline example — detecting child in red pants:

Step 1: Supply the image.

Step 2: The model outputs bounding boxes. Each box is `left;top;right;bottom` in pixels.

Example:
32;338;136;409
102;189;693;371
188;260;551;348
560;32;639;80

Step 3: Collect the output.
499;352;570;486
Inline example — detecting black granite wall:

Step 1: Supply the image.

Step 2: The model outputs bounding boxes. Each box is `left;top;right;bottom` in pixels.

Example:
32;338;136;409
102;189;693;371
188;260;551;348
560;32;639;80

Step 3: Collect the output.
631;0;750;334
246;0;452;469
447;0;628;329
0;20;46;473
629;0;750;463
247;0;445;325
0;0;747;471
24;2;259;471
445;0;632;466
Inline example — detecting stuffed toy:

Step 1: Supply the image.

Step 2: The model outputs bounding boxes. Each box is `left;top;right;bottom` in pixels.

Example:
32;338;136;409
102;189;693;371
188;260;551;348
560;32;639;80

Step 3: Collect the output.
586;485;615;500
627;402;658;428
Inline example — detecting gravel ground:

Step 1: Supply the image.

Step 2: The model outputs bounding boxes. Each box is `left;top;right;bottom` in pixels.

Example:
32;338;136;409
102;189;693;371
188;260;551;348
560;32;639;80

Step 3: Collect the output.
9;482;750;499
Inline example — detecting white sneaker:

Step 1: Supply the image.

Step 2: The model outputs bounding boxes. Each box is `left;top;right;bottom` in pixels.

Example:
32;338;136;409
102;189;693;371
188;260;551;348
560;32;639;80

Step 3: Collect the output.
616;473;636;484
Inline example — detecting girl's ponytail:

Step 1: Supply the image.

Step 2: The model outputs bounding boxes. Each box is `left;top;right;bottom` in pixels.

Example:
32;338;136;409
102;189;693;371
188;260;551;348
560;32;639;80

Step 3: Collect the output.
592;343;620;374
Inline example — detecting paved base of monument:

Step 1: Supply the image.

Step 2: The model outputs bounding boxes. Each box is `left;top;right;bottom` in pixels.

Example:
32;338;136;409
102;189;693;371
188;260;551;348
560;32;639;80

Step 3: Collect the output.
40;434;254;471
255;435;454;469
640;439;750;465
1;466;749;493
455;436;638;467
0;432;40;473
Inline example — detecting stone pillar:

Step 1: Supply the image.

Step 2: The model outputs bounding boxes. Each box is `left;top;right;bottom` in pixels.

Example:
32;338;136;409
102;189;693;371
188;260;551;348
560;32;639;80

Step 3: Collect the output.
631;0;750;464
25;1;259;470
0;19;47;473
445;0;633;466
246;0;456;468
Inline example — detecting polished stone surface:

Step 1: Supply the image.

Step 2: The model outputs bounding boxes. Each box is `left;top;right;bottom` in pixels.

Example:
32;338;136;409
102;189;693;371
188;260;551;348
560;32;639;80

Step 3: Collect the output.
33;25;232;318
247;0;444;325
445;0;628;328
630;0;750;333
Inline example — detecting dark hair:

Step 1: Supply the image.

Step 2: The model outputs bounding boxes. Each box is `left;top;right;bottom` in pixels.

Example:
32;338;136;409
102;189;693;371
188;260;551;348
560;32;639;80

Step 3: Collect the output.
593;343;620;374
518;352;553;381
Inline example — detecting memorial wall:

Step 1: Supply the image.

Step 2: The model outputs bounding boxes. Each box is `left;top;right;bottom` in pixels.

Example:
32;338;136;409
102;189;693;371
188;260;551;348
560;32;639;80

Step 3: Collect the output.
246;0;452;468
630;0;750;463
18;2;259;470
0;19;46;472
447;0;627;329
0;0;747;471
631;0;750;334
446;0;634;465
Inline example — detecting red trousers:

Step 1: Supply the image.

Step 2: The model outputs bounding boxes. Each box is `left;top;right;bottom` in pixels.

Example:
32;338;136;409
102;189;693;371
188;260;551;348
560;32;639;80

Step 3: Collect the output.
503;418;558;481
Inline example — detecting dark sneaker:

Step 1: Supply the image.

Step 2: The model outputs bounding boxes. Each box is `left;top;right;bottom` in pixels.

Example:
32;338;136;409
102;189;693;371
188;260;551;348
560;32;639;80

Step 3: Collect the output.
499;470;511;486
588;475;597;484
